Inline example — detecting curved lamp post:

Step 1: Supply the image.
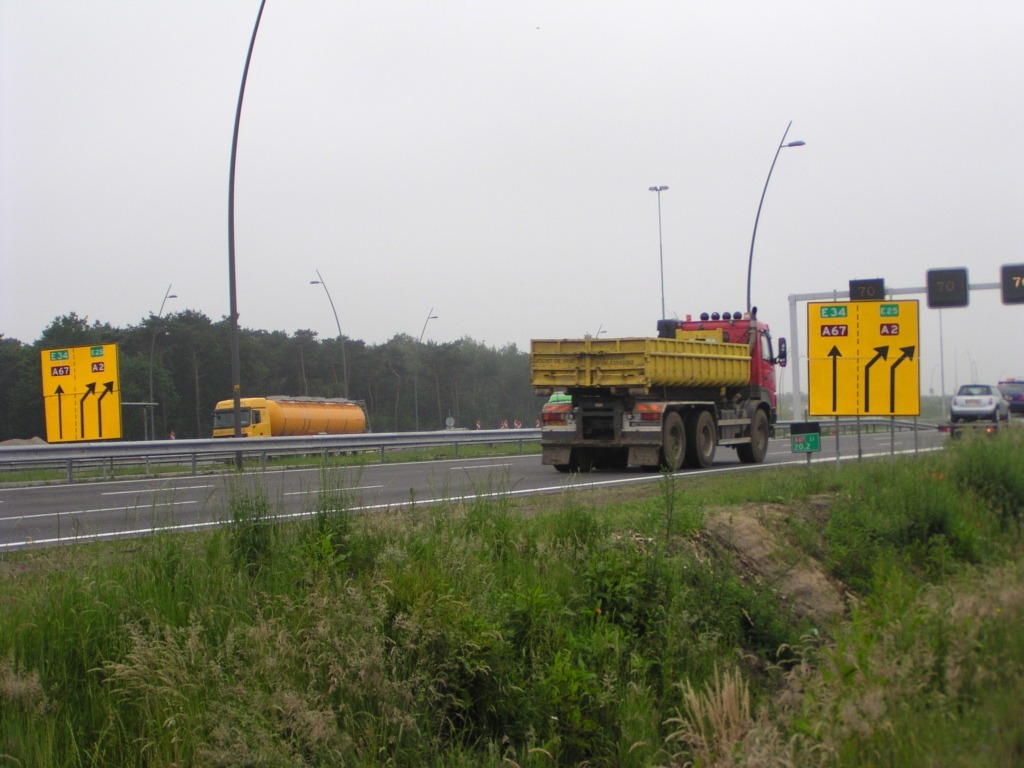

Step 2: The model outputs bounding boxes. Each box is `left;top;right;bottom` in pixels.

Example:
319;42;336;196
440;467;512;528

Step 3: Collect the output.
147;285;176;440
648;186;669;319
310;271;349;398
746;122;805;312
414;308;438;431
227;0;268;445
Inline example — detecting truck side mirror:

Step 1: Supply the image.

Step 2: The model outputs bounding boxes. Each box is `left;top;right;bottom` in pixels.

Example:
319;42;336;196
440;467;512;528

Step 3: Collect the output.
777;338;788;367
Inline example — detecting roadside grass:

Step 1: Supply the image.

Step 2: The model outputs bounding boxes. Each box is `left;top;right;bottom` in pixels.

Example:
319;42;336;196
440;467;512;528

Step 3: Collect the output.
1;431;1023;766
0;440;541;485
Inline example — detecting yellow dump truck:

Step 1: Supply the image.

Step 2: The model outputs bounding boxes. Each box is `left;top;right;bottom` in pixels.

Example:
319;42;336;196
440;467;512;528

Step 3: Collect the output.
533;311;786;471
212;396;367;438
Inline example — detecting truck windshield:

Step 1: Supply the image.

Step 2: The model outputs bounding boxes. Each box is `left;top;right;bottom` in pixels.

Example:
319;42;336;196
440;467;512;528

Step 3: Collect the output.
213;408;251;429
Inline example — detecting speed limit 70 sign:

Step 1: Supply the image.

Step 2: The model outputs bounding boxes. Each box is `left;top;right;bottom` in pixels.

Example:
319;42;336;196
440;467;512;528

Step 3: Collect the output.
926;268;969;308
1001;264;1024;305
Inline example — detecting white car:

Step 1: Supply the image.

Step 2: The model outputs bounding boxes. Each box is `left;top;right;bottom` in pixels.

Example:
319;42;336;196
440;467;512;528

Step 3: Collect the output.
950;385;1009;423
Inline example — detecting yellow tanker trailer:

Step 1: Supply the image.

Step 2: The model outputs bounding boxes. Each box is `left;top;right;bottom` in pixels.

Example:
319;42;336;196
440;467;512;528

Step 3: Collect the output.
212;396;367;438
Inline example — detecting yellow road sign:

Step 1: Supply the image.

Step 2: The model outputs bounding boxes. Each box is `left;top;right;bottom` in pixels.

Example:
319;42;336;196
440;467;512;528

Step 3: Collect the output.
40;344;122;442
808;300;920;417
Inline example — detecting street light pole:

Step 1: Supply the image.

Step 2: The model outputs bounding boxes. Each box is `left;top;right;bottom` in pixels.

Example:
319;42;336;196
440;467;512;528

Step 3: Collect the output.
415;308;438;431
227;0;268;448
310;271;349;398
746;121;805;313
148;285;176;440
648;186;669;319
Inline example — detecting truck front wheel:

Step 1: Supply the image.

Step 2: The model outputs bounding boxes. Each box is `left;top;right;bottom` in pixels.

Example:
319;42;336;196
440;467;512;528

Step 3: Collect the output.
737;409;769;464
684;410;717;468
661;412;686;471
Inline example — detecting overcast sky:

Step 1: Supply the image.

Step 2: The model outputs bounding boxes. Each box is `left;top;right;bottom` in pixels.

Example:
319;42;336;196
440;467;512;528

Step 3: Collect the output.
2;1;1022;398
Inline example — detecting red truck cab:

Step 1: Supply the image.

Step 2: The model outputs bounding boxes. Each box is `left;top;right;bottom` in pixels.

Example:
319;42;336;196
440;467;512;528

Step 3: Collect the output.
657;309;785;415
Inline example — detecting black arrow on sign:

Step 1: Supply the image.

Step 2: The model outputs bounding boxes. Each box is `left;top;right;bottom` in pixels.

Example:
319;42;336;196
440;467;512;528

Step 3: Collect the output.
827;346;842;411
96;381;114;438
863;346;889;413
55;385;65;439
889;346;915;413
79;382;96;439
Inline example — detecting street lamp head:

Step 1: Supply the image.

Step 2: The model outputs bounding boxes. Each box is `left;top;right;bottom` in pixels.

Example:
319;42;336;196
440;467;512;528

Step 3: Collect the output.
167;295;177;299
310;280;321;285
649;185;669;192
785;140;806;147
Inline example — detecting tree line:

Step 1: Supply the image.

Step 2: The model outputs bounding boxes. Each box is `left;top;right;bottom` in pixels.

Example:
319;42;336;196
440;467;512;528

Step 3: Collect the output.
0;312;541;442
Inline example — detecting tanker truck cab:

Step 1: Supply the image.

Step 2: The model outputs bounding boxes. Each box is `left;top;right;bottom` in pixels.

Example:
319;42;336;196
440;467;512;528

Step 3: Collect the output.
212;398;271;438
531;310;785;473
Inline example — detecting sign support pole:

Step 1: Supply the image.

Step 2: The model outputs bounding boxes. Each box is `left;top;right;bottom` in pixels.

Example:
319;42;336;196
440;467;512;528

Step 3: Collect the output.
835;416;840;468
856;416;862;461
890;417;895;458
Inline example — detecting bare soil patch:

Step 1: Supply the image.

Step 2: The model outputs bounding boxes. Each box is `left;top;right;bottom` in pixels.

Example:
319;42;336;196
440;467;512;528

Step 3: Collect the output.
706;503;845;623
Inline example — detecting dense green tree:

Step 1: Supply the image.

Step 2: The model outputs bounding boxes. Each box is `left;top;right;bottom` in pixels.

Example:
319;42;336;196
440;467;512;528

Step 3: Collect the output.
0;312;541;441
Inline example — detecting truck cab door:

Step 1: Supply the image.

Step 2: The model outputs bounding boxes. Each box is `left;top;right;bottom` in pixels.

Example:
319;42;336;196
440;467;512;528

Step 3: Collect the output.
758;331;777;406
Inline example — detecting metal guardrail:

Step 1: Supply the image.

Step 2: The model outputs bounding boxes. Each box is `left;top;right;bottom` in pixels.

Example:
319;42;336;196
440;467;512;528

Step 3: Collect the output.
774;418;936;438
0;429;541;483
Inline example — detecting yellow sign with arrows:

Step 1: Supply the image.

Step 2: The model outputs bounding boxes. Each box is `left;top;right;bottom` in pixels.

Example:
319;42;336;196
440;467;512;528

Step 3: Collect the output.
40;344;122;442
807;300;920;417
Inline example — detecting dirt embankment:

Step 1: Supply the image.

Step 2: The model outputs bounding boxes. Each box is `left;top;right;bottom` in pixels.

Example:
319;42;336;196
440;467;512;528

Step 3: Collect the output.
705;500;845;623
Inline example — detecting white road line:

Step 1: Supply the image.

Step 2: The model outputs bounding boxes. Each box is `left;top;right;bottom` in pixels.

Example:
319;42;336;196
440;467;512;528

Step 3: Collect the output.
0;500;199;523
448;463;513;471
102;485;212;496
283;484;382;497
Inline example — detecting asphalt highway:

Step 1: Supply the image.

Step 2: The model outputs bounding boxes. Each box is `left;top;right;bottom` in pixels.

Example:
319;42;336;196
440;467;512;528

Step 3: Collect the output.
0;429;946;550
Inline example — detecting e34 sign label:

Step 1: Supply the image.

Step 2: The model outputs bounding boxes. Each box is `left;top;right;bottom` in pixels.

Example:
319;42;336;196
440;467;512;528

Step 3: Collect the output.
808;301;920;417
40;344;122;442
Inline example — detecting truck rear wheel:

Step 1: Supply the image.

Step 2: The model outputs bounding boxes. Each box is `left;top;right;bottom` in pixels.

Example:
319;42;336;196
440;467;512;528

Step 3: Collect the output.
661;412;686;471
737;409;769;464
684;410;717;469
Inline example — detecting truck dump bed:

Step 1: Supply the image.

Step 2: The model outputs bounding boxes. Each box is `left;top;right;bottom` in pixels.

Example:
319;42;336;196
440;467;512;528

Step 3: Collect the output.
530;337;751;390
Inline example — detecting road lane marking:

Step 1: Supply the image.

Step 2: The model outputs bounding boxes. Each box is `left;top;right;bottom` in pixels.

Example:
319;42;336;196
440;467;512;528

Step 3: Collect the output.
0;500;199;523
102;485;212;496
283;485;382;497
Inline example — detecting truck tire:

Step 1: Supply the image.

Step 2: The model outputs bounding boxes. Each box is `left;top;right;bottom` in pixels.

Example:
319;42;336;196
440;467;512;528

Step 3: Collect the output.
661;412;686;471
737;409;769;464
554;463;572;473
684;410;717;469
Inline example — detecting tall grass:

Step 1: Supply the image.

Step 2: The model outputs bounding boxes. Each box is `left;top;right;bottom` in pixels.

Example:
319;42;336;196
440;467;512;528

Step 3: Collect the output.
2;432;1024;766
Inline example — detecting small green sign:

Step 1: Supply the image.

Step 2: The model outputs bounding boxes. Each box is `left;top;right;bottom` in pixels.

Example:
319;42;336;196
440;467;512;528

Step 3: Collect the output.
791;433;821;453
49;350;69;361
819;305;848;319
880;304;900;317
90;346;104;357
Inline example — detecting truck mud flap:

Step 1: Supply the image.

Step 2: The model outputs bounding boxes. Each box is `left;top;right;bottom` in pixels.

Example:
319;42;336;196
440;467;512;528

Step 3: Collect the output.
628;446;660;467
542;446;572;466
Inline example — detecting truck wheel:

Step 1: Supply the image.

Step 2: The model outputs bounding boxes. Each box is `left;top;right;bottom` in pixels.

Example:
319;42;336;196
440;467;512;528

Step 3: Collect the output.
737;409;769;464
684;410;717;469
554;464;572;473
661;412;686;471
